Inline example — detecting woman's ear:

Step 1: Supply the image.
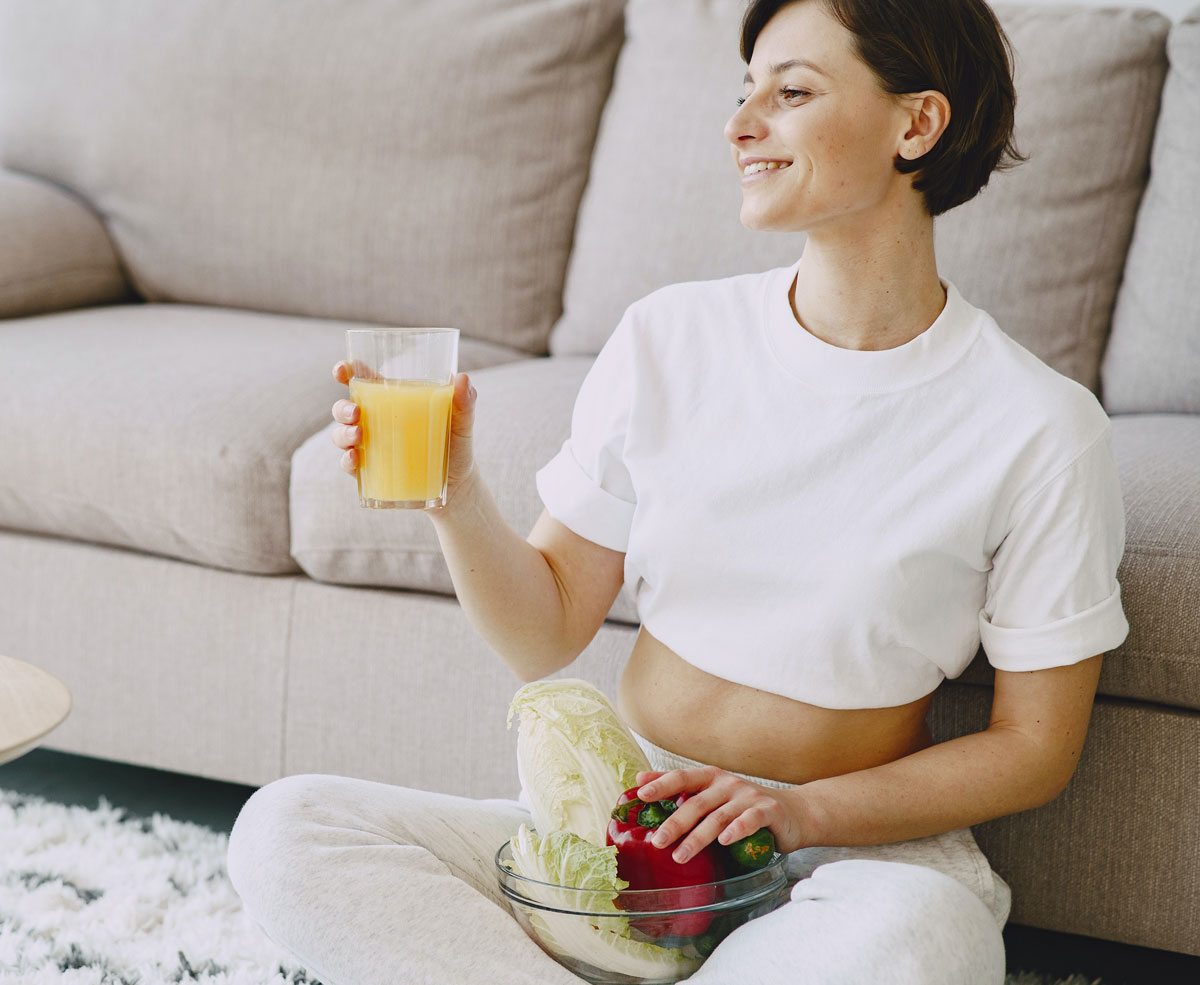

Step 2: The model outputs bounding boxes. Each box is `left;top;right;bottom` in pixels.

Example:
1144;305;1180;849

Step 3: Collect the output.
897;90;951;161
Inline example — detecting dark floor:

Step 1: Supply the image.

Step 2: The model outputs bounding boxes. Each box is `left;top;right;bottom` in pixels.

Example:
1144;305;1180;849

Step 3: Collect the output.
2;748;1196;985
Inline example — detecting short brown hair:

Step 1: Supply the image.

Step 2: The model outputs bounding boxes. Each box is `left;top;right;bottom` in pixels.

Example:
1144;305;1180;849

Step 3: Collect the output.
740;0;1028;217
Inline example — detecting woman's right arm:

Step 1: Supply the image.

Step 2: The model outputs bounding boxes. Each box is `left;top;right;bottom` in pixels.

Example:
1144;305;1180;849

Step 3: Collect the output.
331;363;625;682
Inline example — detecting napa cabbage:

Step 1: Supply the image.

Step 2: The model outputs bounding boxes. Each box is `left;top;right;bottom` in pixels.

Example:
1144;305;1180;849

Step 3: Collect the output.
507;678;651;847
504;680;703;980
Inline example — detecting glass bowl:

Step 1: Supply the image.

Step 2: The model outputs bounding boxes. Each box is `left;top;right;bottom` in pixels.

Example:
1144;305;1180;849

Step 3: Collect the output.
495;838;789;985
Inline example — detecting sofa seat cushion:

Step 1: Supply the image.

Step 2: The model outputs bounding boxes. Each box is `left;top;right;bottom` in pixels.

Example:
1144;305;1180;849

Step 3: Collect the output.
289;355;641;624
0;304;526;574
1101;5;1200;414
551;0;1169;399
957;414;1200;712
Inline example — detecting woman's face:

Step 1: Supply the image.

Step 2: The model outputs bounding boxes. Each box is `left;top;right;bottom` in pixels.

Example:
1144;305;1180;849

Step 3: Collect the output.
724;0;922;234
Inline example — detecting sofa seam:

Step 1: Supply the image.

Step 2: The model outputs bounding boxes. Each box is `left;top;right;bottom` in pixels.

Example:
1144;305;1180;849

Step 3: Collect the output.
279;578;299;779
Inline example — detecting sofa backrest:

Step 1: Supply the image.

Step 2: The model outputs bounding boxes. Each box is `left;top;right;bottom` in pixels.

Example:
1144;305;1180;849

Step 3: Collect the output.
1101;4;1200;414
551;0;1171;398
0;0;624;355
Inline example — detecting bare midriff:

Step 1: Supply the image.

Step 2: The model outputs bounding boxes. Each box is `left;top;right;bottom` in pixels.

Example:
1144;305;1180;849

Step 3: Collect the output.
617;626;936;786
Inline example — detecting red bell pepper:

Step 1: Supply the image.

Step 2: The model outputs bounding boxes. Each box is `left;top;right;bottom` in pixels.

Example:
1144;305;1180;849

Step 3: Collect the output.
606;787;725;938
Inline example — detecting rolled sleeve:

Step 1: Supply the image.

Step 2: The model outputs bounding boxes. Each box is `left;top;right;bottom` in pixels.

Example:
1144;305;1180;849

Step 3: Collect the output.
981;583;1128;671
536;443;636;553
980;426;1131;672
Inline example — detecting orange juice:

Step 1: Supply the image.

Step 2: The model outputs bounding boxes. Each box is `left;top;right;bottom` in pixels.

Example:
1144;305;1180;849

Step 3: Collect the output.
350;378;454;506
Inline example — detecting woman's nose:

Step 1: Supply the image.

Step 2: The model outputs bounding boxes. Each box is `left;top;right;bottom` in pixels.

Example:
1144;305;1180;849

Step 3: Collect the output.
724;98;767;146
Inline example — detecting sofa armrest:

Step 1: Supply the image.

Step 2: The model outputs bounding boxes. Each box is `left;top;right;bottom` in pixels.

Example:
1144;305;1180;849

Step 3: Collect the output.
0;168;134;319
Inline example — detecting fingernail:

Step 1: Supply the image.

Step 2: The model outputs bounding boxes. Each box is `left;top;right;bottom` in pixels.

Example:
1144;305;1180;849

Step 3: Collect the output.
638;786;654;799
673;848;689;863
651;832;667;847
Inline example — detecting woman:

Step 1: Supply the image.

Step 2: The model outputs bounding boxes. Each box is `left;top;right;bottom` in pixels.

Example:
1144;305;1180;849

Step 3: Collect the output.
228;1;1129;982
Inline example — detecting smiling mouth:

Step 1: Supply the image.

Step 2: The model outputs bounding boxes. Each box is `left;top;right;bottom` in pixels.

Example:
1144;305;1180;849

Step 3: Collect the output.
742;161;792;175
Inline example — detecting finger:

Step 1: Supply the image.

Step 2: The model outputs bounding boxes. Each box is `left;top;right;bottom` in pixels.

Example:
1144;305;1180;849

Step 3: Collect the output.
330;424;362;450
672;802;746;864
635;771;667;787
339;448;359;474
715;800;773;847
636;766;717;801
452;373;475;411
644;772;733;847
340;359;378;382
332;399;360;425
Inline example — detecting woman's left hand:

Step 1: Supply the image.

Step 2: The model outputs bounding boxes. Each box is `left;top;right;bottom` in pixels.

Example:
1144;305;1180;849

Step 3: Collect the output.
634;767;812;863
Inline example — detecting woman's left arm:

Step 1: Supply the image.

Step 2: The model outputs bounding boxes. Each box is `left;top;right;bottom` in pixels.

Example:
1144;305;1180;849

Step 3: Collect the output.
637;654;1103;861
790;654;1104;847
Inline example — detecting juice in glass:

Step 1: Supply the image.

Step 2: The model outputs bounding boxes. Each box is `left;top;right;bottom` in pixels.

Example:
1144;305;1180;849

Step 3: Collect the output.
350;377;454;508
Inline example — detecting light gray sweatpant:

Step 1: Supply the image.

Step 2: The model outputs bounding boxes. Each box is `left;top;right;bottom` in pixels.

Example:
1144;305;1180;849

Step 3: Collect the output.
227;730;1011;985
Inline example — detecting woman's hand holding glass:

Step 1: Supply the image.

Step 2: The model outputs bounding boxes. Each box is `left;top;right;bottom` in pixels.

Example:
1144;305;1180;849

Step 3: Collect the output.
634;766;811;863
330;361;480;507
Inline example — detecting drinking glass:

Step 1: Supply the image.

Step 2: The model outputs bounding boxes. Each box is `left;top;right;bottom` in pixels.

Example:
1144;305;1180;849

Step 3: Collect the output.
345;328;459;509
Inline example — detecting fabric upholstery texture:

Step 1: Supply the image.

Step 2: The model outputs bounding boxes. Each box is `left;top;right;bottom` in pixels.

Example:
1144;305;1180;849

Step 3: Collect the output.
0;168;133;318
551;0;1169;399
0;304;526;573
0;530;293;786
288;354;642;624
0;0;625;354
1101;5;1200;413
1103;414;1200;708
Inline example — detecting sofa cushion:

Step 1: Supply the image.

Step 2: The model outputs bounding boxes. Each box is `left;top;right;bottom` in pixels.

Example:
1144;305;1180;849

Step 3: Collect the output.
1103;414;1200;710
0;168;133;319
0;304;526;574
550;0;1169;398
1101;5;1200;414
0;0;624;355
289;355;641;625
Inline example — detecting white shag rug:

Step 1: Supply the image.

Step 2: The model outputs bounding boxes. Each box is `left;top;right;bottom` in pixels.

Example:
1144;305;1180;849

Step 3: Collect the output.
0;791;318;985
0;789;1101;985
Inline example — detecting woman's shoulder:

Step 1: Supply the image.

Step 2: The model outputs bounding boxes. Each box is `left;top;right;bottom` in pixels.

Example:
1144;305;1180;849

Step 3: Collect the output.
969;308;1113;453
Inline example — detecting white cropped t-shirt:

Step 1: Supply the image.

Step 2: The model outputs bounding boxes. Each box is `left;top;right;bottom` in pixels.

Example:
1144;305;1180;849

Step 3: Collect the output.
536;261;1129;709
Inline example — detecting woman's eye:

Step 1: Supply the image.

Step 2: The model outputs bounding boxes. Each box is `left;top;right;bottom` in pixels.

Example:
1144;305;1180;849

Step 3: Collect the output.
736;88;811;107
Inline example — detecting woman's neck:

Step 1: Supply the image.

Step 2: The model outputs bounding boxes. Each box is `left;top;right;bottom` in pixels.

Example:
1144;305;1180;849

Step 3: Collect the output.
790;209;945;352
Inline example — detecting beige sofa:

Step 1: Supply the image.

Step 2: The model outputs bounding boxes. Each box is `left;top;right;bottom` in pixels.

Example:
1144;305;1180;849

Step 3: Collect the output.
1;0;1196;959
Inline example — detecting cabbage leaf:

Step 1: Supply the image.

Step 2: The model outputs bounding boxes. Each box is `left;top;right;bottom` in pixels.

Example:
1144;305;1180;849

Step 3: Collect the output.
507;678;651;847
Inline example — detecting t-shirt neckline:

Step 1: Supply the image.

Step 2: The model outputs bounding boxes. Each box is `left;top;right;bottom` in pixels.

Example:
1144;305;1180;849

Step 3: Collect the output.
762;258;982;394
